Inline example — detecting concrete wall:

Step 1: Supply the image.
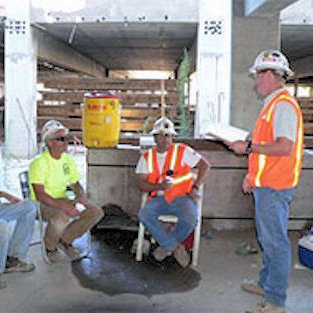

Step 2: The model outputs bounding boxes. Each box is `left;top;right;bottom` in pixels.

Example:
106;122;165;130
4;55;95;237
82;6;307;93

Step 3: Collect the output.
231;4;280;130
87;147;313;230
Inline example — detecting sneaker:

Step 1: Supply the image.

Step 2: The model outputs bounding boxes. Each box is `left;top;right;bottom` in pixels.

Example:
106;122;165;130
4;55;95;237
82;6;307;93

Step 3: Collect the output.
241;283;264;296
46;248;65;263
4;257;35;273
152;247;171;262
58;240;83;261
173;243;190;268
0;275;6;289
246;302;285;313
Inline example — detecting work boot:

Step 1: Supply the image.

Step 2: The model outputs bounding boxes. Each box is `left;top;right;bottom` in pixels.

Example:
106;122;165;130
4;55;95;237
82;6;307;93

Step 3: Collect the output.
0;274;6;289
246;302;285;313
46;248;66;263
4;257;35;273
58;240;83;261
152;247;171;262
241;282;264;296
173;243;190;268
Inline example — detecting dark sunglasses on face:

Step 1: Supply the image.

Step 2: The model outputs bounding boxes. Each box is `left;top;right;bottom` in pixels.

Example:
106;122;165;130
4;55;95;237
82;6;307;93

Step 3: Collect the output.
53;136;70;142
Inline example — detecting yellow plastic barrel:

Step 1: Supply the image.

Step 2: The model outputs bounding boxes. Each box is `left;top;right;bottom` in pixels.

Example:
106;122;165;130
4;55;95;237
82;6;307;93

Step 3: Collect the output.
82;93;121;148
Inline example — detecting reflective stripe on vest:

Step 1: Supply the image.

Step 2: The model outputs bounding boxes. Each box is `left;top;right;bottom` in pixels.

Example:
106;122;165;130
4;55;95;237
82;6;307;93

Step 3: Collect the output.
146;143;180;174
169;144;179;171
171;172;194;185
292;97;304;186
255;151;266;187
147;148;153;173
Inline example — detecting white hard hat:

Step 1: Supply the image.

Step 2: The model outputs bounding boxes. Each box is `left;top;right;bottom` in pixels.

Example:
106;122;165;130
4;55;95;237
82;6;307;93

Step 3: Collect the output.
250;50;294;78
41;119;69;142
150;117;177;136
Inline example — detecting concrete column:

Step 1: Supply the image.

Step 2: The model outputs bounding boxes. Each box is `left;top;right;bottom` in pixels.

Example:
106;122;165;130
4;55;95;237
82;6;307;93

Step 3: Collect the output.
4;0;37;159
195;0;232;137
231;3;280;130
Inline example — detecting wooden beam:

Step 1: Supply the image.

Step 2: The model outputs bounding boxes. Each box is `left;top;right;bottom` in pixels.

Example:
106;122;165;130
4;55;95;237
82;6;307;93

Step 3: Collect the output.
39;78;178;91
304;123;313;135
37;116;145;132
37;105;177;118
298;98;313;108
37;106;82;117
40;92;178;104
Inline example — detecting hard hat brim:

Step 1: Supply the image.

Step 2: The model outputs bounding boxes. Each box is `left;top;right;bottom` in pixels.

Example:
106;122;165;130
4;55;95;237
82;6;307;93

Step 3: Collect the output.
150;129;177;136
249;64;294;78
42;126;69;142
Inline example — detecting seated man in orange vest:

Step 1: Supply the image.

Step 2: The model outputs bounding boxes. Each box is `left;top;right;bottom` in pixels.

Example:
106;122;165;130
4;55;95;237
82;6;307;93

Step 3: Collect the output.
136;117;210;267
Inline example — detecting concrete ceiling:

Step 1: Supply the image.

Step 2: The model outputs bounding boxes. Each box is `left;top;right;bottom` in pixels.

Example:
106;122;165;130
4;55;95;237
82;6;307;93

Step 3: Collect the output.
2;0;312;79
281;24;313;61
38;22;198;71
37;19;313;75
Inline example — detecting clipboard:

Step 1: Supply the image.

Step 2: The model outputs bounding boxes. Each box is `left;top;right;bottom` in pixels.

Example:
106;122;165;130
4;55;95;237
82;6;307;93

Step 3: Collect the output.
203;123;250;142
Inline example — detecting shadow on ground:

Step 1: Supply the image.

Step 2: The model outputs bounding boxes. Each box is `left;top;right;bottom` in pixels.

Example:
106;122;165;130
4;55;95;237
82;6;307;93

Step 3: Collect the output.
72;230;201;297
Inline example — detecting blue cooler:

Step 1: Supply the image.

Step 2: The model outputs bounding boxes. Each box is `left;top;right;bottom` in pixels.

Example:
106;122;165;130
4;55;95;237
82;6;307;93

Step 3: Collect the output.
298;233;313;269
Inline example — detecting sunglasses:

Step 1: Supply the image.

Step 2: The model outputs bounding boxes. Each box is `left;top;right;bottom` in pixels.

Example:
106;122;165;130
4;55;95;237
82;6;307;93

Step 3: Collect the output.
53;136;70;142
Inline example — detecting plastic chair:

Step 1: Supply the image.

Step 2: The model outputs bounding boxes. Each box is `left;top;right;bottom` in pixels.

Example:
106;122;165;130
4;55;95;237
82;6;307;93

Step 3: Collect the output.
136;185;203;266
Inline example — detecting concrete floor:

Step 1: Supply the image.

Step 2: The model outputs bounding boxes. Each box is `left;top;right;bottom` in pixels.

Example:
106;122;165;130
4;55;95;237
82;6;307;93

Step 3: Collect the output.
0;229;312;313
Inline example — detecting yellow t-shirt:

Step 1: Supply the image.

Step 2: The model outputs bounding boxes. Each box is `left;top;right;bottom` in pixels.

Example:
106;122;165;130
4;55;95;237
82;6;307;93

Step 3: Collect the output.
29;149;81;200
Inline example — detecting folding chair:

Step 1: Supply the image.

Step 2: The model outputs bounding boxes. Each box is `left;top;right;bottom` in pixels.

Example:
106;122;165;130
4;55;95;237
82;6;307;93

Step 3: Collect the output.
136;185;203;266
19;171;49;263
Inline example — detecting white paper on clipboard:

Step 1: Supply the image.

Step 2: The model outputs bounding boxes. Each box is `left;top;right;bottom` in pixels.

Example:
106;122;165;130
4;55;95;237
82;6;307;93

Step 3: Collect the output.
203;123;250;142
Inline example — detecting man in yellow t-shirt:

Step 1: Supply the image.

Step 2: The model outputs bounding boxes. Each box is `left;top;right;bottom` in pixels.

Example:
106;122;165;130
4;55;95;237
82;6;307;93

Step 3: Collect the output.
29;120;104;262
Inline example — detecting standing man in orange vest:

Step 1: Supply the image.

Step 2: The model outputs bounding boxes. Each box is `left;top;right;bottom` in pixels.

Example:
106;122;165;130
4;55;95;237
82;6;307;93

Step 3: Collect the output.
136;117;210;267
227;50;303;313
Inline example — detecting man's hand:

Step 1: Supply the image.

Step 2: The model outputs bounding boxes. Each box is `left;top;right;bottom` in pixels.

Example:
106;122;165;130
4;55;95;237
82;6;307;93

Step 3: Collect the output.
137;174;173;192
159;178;173;190
188;187;200;202
75;193;89;206
242;176;252;194
70;182;89;206
60;200;80;217
225;140;249;155
2;192;21;204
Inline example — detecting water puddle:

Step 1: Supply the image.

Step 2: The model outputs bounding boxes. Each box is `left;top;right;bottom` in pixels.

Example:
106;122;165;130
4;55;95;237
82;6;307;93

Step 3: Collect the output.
72;230;201;297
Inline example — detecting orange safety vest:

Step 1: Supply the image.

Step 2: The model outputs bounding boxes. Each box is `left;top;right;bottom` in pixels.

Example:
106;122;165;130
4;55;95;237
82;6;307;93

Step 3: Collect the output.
248;89;303;189
144;143;193;203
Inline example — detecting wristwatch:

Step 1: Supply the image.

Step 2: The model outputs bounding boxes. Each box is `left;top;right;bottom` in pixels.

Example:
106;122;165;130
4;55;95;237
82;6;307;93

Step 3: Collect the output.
245;140;252;155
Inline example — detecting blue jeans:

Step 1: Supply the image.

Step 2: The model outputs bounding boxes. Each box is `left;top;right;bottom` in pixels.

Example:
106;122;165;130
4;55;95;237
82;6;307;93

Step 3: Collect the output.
253;187;295;308
139;195;198;252
0;200;37;273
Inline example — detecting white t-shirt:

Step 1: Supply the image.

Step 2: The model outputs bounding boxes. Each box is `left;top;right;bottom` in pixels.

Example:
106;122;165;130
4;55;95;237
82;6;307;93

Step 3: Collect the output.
135;145;202;175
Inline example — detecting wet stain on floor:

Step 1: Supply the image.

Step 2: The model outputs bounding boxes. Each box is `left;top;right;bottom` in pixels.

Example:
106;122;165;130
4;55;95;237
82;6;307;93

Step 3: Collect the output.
72;230;201;297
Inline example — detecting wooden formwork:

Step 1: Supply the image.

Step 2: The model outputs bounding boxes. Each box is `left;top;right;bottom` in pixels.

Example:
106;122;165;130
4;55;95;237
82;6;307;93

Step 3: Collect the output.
37;78;179;140
298;98;313;136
